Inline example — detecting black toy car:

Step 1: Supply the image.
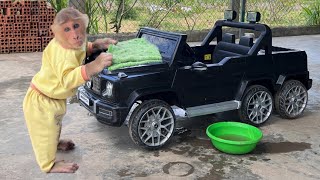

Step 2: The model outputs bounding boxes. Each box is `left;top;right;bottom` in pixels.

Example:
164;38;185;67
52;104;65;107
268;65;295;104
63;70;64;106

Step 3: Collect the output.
77;11;312;149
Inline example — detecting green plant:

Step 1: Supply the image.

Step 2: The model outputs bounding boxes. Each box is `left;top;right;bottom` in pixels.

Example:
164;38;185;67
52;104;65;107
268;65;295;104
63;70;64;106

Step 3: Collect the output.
116;0;138;20
302;0;320;25
163;0;182;9
86;0;112;34
47;0;68;12
85;0;99;34
110;0;138;33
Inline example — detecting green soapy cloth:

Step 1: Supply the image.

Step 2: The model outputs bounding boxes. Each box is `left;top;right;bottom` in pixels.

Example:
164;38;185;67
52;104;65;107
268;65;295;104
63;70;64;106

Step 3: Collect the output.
106;38;162;71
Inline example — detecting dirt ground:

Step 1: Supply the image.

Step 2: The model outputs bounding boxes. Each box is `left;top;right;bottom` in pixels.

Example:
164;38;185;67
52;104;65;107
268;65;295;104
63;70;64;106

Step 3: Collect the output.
0;35;319;180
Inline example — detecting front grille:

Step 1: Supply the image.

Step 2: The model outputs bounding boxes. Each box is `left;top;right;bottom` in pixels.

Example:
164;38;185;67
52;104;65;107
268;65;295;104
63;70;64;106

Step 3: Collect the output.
92;76;101;93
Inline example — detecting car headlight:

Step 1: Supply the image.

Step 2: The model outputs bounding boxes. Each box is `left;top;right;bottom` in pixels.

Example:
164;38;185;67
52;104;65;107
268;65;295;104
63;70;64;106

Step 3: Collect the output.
102;81;113;97
86;80;92;89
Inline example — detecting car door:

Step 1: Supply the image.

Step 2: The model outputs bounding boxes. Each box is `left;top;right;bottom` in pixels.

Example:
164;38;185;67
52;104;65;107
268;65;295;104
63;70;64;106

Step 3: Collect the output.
172;60;244;108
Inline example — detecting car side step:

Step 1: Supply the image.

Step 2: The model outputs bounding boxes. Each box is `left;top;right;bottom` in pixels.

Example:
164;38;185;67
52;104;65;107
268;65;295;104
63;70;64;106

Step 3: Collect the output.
185;100;241;118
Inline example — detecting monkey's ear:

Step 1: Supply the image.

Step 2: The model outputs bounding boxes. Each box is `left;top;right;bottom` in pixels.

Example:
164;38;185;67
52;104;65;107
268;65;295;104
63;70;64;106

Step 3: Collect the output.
83;14;89;29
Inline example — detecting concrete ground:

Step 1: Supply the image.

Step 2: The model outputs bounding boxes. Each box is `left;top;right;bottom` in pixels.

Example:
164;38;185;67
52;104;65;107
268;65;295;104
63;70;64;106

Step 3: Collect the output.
0;35;319;180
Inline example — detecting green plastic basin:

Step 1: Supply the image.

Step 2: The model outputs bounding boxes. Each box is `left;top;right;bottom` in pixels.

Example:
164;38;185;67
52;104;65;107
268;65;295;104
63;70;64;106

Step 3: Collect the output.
206;122;263;154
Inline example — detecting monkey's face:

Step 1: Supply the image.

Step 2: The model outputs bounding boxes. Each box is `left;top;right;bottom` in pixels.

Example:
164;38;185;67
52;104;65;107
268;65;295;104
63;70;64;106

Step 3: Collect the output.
59;20;86;49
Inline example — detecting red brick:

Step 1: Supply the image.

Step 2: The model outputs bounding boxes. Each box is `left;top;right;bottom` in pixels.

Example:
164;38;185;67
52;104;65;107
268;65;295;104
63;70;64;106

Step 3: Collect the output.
0;15;5;23
25;44;33;52
5;24;13;31
47;14;55;22
41;37;52;49
21;8;31;15
6;8;20;15
15;15;25;23
0;49;10;54
0;30;5;39
38;22;47;29
39;14;47;22
0;45;9;52
33;44;42;52
22;0;32;8
30;22;38;29
31;15;39;22
4;30;10;38
39;29;48;36
0;1;11;9
0;39;7;46
39;0;47;8
8;38;17;52
21;30;30;37
14;23;22;31
12;1;23;8
5;16;15;24
39;7;47;14
31;1;39;8
16;44;26;53
47;7;56;15
10;30;21;38
23;23;30;30
25;37;34;46
48;28;54;37
0;39;10;53
31;7;39;15
34;37;41;45
30;29;38;37
16;38;24;46
25;15;32;22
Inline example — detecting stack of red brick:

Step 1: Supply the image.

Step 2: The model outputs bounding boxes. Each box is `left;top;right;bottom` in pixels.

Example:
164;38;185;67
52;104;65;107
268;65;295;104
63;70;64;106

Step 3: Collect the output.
0;0;55;54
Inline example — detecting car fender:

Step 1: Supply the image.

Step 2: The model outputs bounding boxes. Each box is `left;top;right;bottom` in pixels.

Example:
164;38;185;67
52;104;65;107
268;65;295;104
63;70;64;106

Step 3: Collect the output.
126;87;179;109
235;78;276;101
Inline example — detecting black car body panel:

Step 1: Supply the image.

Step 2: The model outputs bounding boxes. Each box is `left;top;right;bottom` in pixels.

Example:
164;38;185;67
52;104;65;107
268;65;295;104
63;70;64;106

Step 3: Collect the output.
78;18;312;127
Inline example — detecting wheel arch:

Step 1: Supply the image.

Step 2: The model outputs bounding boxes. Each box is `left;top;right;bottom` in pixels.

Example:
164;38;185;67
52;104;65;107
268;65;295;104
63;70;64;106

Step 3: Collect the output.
126;88;180;109
236;79;275;100
276;74;310;91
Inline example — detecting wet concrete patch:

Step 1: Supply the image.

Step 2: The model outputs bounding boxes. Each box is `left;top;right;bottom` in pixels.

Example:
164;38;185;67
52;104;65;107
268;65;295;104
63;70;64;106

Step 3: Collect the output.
252;141;311;154
162;161;194;177
171;135;213;154
116;168;148;178
0;76;32;96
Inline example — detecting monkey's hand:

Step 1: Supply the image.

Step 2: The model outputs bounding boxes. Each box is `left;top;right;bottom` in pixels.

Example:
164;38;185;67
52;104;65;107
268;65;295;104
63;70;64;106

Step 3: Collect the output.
85;52;113;78
93;38;118;52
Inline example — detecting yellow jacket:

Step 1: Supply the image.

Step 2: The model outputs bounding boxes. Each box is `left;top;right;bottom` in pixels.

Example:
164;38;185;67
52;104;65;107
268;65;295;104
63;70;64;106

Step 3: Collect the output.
31;38;89;99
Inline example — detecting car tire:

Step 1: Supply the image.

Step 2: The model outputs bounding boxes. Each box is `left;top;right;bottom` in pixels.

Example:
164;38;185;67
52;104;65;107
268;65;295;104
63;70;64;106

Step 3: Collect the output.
275;80;308;119
239;85;273;126
128;99;176;149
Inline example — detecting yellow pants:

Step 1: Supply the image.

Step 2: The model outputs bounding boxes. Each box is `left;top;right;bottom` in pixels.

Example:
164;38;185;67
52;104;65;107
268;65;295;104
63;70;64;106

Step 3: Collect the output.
23;88;66;172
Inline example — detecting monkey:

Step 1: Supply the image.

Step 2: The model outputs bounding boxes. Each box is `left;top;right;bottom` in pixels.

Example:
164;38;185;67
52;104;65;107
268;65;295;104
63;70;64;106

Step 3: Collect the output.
22;7;117;173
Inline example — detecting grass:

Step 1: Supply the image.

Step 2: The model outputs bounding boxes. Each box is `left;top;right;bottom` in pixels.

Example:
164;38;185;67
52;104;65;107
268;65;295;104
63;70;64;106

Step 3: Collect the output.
64;0;316;34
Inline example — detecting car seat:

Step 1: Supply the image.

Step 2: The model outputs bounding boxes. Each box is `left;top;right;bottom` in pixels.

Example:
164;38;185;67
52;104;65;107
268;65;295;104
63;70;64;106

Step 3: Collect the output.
212;35;254;63
239;35;254;47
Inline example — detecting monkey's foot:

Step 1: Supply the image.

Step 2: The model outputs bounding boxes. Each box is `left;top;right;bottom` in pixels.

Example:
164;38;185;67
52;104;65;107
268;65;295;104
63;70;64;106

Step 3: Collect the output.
49;160;79;173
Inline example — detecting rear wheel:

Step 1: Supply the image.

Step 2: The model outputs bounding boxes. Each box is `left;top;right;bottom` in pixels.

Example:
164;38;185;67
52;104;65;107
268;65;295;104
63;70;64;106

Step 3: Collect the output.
239;85;273;126
129;99;175;149
275;80;308;119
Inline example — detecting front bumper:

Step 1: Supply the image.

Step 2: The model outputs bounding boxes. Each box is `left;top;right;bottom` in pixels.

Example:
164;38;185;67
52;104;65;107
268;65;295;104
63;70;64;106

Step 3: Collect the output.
77;86;128;126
